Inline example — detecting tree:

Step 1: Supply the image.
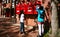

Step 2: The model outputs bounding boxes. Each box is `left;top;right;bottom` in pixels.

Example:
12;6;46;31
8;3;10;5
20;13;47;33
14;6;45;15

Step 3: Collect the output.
51;0;58;37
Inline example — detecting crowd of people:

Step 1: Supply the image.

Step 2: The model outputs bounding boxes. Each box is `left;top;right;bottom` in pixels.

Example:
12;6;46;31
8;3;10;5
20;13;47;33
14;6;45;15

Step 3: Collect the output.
16;0;47;37
0;0;51;37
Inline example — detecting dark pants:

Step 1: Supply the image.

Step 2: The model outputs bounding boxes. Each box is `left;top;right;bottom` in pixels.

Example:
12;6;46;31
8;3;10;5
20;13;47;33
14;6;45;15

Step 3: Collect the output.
20;22;24;32
6;8;10;17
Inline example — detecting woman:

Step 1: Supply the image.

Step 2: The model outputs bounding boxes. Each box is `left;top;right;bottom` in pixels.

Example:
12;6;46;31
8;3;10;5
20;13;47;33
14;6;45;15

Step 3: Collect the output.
36;3;45;37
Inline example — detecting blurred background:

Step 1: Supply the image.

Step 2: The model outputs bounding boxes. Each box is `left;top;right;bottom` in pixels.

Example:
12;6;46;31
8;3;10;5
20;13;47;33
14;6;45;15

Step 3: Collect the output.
0;0;60;37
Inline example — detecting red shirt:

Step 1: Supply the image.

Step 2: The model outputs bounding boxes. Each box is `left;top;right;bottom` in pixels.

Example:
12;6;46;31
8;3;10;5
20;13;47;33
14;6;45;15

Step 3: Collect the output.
16;3;21;14
23;3;28;14
25;2;33;14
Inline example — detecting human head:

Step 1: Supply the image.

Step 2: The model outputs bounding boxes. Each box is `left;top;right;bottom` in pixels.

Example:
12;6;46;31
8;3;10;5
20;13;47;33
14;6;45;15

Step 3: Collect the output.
20;10;24;14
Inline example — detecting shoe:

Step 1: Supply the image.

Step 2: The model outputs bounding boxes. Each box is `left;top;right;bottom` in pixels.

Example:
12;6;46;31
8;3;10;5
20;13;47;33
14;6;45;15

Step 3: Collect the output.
24;32;27;35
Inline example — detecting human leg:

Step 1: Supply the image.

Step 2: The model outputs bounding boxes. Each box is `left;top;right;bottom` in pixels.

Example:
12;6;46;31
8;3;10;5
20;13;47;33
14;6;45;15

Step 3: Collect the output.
20;22;23;33
41;24;44;34
38;23;42;36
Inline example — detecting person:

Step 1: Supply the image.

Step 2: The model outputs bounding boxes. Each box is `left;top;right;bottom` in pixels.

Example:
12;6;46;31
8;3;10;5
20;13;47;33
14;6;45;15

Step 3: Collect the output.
36;1;45;37
20;10;25;34
6;8;10;17
5;3;11;17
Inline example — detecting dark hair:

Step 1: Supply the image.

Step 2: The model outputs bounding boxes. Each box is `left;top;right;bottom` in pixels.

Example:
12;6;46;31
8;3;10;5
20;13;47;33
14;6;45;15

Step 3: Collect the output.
3;3;6;7
22;1;25;3
20;10;24;14
27;0;30;2
39;6;44;10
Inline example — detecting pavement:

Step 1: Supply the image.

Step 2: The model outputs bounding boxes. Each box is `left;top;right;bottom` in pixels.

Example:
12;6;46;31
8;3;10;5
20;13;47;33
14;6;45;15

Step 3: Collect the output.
0;17;38;37
0;23;38;37
13;23;33;29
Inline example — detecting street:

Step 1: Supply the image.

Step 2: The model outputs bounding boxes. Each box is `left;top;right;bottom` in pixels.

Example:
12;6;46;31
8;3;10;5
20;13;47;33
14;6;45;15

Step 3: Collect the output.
0;24;38;37
0;17;38;37
0;17;60;37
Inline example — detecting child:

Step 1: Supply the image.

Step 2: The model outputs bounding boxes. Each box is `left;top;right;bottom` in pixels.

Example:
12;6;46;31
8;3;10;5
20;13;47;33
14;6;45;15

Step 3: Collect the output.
20;10;25;34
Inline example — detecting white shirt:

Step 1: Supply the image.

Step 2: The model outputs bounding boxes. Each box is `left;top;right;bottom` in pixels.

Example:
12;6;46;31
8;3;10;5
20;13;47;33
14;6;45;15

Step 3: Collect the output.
20;14;24;22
